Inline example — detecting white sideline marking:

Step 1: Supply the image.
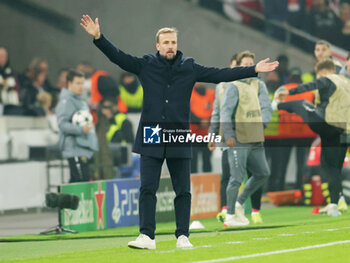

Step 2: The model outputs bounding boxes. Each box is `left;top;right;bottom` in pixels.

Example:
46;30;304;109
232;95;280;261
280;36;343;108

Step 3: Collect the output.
253;237;271;240
192;240;350;263
225;241;244;244
302;231;315;234
278;234;295;237
323;229;339;231
157;245;212;253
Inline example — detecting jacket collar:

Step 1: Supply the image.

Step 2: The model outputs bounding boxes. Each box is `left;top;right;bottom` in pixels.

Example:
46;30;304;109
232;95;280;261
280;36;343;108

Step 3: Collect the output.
156;51;183;66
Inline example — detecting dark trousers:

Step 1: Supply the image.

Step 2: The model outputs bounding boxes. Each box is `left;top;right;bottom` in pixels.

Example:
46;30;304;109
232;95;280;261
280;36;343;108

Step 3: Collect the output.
139;155;191;239
221;150;263;210
220;150;230;208
191;145;212;173
67;157;90;183
267;142;310;192
279;100;346;203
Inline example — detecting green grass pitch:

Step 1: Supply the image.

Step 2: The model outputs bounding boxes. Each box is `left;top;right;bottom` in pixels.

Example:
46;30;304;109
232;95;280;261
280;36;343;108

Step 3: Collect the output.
1;206;350;262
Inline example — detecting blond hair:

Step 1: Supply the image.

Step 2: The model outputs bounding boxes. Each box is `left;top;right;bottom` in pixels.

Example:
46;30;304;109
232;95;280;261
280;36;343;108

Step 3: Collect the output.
236;50;255;66
156;27;178;43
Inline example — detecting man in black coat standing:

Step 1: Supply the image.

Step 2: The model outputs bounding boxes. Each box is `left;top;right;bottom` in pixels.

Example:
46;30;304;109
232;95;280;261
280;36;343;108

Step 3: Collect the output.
80;14;278;249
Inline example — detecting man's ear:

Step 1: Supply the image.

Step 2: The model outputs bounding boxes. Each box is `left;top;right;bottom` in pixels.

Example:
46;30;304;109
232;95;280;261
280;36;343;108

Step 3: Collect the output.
156;42;160;51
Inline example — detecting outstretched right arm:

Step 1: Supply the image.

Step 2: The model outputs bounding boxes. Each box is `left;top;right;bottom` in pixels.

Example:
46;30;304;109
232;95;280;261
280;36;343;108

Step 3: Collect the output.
80;15;144;75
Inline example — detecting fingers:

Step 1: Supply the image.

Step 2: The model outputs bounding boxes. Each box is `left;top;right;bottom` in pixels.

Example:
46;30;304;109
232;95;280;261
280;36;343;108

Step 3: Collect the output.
80;22;86;30
80;18;87;26
84;14;94;23
81;14;95;25
95;17;99;26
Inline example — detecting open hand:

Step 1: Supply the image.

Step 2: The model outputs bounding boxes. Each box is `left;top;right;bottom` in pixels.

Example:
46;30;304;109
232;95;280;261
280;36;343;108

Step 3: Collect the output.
255;58;279;73
80;14;101;39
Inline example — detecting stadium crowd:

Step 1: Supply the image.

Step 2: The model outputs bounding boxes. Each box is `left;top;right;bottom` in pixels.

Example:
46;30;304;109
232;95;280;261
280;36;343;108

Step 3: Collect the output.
193;0;350;51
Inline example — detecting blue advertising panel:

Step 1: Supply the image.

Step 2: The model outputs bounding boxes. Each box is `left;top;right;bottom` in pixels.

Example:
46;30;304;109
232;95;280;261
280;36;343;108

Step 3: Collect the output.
106;178;140;228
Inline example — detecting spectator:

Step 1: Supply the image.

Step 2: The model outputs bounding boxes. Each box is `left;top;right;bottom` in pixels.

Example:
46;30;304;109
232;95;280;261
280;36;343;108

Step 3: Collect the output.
265;71;281;94
101;97;134;143
20;63;48;116
36;91;52;115
94;97;115;180
286;0;307;29
94;95;135;180
305;0;343;47
118;72;143;113
56;68;69;91
265;0;288;41
51;68;69;110
190;82;215;173
76;61;127;113
276;54;290;86
0;46;20;108
340;2;350;48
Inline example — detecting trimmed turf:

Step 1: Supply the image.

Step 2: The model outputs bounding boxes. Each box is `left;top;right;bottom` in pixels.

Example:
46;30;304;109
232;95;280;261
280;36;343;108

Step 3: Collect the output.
1;206;350;262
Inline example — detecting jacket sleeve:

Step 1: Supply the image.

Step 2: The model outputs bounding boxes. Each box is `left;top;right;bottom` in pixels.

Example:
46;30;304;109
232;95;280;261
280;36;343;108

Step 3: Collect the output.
209;84;221;134
288;77;333;95
220;84;238;140
93;34;145;75
258;80;273;128
56;99;84;135
194;63;257;84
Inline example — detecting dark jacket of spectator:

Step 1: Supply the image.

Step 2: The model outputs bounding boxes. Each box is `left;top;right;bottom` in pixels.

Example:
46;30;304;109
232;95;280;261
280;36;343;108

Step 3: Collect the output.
306;1;343;46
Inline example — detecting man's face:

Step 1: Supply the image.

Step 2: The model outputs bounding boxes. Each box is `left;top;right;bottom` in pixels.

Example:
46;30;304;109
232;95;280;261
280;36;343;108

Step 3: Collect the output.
0;48;8;68
68;76;85;95
314;44;331;61
156;33;177;60
239;57;254;67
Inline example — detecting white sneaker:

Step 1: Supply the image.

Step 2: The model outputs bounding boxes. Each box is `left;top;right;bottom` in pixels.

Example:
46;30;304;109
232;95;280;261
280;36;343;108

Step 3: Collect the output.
176;235;193;248
128;234;156;249
327;203;342;217
223;214;249;227
338;196;348;212
235;202;250;225
319;204;330;214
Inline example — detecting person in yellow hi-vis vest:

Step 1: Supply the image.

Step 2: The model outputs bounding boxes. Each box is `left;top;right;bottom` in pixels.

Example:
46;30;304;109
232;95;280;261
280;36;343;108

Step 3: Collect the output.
275;58;350;216
220;51;273;227
100;97;134;144
118;72;143;113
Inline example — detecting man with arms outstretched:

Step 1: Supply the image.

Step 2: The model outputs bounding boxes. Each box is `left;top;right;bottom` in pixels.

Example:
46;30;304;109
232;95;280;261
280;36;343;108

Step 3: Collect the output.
80;14;278;249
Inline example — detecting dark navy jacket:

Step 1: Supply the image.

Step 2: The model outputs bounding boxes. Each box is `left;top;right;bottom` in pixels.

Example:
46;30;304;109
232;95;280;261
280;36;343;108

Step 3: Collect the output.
94;34;257;158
